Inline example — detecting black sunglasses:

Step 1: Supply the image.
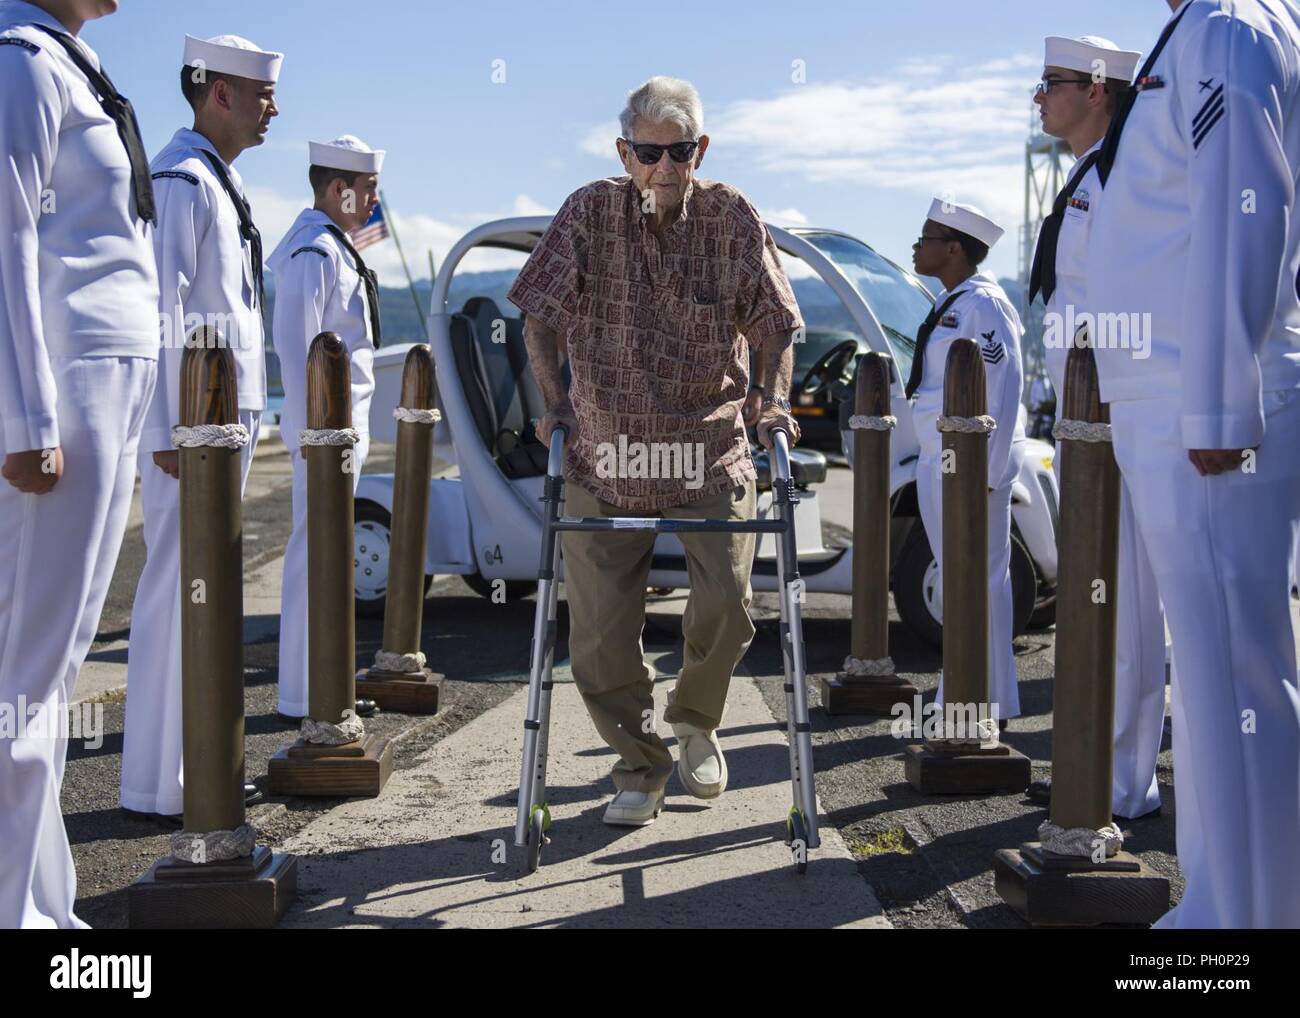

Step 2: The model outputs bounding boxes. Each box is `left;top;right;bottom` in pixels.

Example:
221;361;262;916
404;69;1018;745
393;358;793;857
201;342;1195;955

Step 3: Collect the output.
621;139;699;165
1034;77;1095;96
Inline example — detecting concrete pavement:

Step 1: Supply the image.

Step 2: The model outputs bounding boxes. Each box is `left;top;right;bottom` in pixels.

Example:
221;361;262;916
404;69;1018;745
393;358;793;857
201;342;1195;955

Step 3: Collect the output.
278;656;890;929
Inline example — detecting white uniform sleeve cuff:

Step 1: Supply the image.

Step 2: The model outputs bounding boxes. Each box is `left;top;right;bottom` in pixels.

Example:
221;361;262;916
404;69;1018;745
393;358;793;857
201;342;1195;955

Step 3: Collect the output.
1180;412;1264;452
4;413;59;454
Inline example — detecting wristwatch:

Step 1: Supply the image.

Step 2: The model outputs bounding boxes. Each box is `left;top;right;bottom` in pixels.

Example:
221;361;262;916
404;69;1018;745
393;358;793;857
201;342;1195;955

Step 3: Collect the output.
761;392;792;413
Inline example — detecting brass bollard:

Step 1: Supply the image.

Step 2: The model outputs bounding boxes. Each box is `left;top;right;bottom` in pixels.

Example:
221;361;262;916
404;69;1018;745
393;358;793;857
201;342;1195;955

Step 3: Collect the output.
180;338;243;835
306;332;357;726
821;352;917;714
269;332;393;798
905;338;1030;794
129;329;297;929
357;345;442;713
993;347;1169;925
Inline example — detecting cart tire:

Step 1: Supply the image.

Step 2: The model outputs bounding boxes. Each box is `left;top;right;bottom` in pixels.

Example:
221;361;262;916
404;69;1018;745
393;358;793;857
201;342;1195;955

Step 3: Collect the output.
894;526;944;649
354;500;433;618
893;523;1037;647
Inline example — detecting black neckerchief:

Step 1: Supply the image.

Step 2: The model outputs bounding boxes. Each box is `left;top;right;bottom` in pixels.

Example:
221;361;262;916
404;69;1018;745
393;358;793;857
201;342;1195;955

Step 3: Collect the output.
33;24;155;224
1028;149;1101;304
324;223;382;349
905;289;966;399
198;148;264;311
1097;3;1193;186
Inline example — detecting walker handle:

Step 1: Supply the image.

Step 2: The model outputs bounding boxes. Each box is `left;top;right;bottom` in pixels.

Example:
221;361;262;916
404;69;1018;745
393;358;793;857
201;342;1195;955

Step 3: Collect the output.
546;425;568;478
770;426;794;485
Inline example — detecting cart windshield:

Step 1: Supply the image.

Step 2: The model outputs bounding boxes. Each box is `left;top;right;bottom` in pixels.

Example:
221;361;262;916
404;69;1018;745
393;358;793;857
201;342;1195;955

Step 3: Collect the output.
797;232;933;384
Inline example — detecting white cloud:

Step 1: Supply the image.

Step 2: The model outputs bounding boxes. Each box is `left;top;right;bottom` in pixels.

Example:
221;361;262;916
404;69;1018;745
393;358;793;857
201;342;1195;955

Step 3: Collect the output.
709;62;1038;229
759;206;809;226
574;51;1043;240
580;120;621;158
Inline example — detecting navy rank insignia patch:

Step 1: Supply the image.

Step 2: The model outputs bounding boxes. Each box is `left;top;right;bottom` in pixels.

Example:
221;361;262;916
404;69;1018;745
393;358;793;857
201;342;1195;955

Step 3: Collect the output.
1192;82;1225;150
980;330;1005;365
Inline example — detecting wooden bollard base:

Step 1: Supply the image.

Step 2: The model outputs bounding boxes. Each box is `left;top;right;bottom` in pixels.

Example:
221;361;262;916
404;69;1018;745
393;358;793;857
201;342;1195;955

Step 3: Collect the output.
993;842;1171;927
355;666;442;714
128;845;297;929
820;673;919;716
267;734;393;798
904;741;1031;795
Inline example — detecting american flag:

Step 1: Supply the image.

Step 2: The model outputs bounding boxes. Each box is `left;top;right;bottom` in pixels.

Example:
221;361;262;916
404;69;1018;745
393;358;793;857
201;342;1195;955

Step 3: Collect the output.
350;202;390;251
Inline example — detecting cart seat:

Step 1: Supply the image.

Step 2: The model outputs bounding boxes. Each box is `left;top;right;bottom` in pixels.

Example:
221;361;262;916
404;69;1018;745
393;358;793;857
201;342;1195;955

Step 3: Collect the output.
449;297;550;478
753;447;828;489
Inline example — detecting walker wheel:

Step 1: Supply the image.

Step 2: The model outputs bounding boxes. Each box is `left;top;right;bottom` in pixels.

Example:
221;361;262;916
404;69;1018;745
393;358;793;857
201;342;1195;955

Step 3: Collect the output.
527;804;550;874
787;809;808;875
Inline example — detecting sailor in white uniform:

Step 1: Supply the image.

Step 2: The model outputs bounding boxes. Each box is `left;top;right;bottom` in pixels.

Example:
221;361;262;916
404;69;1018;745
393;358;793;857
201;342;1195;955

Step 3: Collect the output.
118;33;282;822
908;199;1025;724
0;0;159;928
1025;35;1167;821
1087;0;1300;928
268;136;384;719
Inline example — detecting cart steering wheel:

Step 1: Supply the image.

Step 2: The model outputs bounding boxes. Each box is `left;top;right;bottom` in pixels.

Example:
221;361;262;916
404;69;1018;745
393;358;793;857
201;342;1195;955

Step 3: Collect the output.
798;339;860;402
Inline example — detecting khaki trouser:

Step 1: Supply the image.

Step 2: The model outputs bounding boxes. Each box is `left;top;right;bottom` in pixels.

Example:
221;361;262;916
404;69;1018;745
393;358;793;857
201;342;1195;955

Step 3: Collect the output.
561;477;758;794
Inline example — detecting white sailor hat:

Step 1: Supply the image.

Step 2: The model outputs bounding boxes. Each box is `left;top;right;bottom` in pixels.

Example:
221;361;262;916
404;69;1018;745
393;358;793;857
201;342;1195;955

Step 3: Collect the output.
308;135;386;174
1043;35;1141;84
183;34;283;83
926;197;1004;249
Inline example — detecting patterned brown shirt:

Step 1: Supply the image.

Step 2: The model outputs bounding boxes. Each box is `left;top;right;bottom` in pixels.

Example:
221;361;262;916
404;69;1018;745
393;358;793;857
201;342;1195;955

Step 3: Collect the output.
508;175;803;510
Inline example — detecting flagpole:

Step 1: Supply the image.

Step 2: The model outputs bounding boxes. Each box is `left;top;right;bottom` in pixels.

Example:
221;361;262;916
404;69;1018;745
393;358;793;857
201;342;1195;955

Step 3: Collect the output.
378;188;427;334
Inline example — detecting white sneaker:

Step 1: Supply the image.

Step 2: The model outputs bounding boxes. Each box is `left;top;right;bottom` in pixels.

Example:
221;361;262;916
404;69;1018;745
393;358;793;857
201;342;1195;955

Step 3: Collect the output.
602;787;666;827
671;720;728;799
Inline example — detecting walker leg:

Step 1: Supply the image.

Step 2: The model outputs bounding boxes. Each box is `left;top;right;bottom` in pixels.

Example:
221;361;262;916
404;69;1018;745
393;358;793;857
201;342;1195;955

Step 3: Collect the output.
515;467;565;857
773;467;821;861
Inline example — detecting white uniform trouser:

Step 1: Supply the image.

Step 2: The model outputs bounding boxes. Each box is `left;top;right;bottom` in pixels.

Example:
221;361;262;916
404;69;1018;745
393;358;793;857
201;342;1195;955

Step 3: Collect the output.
916;457;1021;720
1111;390;1300;929
276;431;369;717
119;411;262;816
0;355;157;929
1051;458;1167;818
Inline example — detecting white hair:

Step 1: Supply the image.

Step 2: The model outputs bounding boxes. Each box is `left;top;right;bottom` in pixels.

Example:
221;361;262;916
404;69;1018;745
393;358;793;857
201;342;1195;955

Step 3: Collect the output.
619;76;704;140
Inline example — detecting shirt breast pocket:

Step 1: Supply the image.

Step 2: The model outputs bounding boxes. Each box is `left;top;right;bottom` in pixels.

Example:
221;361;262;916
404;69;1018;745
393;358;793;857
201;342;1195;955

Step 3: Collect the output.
688;287;738;389
688;282;724;338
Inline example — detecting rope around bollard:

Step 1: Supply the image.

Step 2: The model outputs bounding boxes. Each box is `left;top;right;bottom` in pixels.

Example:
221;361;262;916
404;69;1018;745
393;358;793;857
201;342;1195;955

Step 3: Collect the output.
170;423;250;448
301;711;365;745
842;655;896;676
1038;819;1124;858
848;414;897;431
392;406;442;425
1052;418;1113;443
374;649;427;673
936;414;997;434
299;427;360;447
169;823;258;863
943;717;1002;747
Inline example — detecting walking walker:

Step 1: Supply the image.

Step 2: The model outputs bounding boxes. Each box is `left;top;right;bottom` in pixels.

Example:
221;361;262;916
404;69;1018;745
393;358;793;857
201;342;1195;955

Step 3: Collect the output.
514;426;821;874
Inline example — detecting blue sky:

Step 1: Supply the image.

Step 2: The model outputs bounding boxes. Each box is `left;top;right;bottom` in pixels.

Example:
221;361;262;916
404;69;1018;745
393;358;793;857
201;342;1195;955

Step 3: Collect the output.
86;0;1172;284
